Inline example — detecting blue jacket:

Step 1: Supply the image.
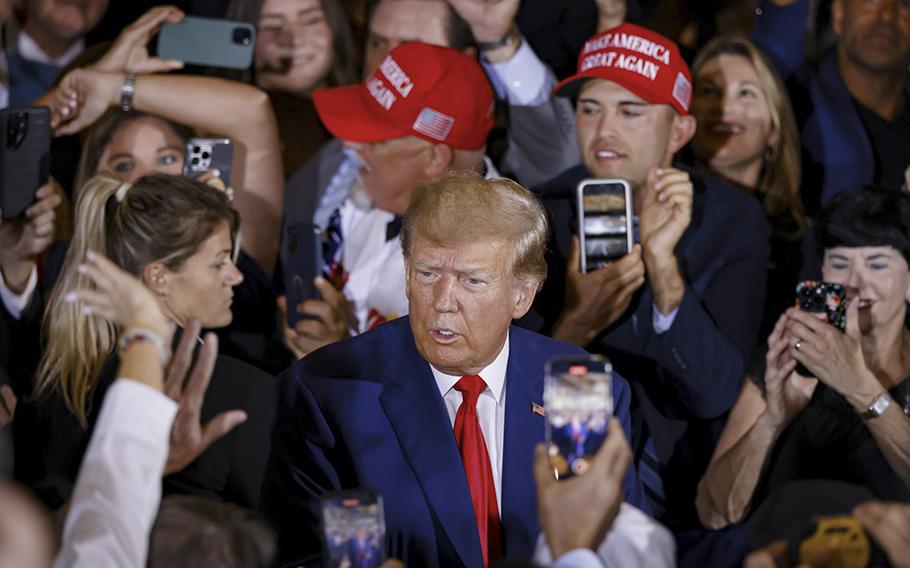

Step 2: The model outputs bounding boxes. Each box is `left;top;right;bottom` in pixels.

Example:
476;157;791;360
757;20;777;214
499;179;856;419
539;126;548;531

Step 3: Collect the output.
523;165;768;529
260;316;646;568
753;0;910;211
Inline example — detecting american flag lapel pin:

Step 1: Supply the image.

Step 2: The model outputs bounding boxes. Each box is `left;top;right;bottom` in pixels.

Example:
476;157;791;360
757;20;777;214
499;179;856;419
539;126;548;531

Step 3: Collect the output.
531;401;545;417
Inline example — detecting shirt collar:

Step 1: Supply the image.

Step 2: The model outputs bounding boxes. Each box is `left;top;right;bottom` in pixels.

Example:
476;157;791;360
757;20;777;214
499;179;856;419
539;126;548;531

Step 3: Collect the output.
431;331;509;406
18;29;84;67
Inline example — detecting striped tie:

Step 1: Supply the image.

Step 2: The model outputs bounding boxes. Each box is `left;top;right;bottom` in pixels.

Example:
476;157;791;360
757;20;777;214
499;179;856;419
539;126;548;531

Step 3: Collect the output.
321;207;345;288
638;436;666;519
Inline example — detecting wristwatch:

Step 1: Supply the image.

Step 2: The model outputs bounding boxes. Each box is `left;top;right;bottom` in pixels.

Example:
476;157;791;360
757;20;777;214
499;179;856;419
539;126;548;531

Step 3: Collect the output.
477;29;517;52
860;391;893;420
120;73;136;112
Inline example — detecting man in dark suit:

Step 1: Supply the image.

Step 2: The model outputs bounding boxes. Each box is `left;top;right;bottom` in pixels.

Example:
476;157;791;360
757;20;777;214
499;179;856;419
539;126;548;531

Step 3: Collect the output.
261;174;646;568
521;23;769;536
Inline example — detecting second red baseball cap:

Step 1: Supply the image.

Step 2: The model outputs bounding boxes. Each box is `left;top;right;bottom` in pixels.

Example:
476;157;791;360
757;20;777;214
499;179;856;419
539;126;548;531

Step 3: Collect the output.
314;43;494;151
554;23;692;115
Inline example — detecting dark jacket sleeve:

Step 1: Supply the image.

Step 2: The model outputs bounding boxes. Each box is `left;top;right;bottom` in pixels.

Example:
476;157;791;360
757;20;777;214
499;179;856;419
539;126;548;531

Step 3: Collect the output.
612;371;650;514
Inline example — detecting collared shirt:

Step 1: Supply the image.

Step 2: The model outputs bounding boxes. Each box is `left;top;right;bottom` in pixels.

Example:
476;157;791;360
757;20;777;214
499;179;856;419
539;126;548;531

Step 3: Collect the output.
54;379;177;568
430;334;509;509
0;264;36;319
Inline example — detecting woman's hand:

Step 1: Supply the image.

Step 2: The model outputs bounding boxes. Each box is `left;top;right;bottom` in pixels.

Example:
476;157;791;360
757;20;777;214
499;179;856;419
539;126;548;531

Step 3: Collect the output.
763;313;817;428
784;302;882;410
66;250;172;341
50;69;123;136
93;5;185;75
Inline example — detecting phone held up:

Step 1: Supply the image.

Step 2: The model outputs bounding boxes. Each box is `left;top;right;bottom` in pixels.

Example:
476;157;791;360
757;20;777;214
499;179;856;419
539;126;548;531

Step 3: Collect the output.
577;179;634;273
0;107;50;220
793;280;847;377
544;355;613;479
183;138;233;192
283;220;322;327
320;488;387;568
157;16;255;70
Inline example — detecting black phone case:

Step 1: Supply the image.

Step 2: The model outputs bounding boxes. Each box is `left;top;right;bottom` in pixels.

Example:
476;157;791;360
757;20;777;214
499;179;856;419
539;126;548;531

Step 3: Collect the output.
183;138;233;187
0;107;50;220
794;281;847;377
283;220;322;328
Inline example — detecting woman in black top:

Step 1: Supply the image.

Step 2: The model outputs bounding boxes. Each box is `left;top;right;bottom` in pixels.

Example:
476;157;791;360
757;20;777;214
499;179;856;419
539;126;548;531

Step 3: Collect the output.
696;185;910;530
13;174;275;511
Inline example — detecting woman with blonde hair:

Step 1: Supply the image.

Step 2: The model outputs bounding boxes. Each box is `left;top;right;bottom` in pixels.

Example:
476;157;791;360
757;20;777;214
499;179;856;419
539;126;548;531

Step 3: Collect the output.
13;173;276;511
689;36;806;337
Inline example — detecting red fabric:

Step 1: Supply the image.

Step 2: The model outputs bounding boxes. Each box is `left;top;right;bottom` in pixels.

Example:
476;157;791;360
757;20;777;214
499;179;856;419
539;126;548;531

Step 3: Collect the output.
453;375;502;567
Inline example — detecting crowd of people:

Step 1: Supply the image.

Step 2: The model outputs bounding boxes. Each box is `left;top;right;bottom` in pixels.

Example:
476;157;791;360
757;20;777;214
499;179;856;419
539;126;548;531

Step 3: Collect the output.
1;0;910;566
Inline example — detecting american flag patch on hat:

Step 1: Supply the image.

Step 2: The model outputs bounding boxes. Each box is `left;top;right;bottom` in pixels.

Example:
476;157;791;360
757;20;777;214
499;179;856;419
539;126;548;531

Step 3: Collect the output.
412;107;455;141
672;72;692;112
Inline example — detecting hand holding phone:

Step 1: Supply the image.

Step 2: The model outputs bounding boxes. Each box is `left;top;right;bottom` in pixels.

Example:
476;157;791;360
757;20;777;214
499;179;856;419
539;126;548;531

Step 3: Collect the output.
577;179;634;273
321;488;387;568
183;138;233;190
544;355;613;479
1;108;50;220
283;220;323;328
793;281;847;377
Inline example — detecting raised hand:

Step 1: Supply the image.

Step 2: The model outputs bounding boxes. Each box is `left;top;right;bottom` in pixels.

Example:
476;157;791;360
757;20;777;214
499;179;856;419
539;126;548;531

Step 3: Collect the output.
0;182;63;291
93;5;185;74
445;0;520;44
50;68;122;136
762;313;816;429
162;319;247;474
596;0;627;31
277;277;351;358
552;237;644;346
638;167;693;265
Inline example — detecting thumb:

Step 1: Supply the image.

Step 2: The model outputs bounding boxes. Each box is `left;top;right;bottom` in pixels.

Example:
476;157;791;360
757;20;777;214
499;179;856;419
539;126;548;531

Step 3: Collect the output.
644;168;659;200
845;297;860;339
314;275;344;308
137;58;184;73
200;410;247;448
567;235;581;274
276;295;288;316
532;443;556;488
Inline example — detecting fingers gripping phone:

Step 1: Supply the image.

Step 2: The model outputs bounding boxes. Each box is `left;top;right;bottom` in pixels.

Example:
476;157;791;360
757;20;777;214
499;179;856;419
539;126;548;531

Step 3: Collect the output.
544;355;614;479
283;220;322;327
183;138;233;189
577;179;634;273
794;281;847;377
320;488;387;568
157;16;255;70
1;107;50;220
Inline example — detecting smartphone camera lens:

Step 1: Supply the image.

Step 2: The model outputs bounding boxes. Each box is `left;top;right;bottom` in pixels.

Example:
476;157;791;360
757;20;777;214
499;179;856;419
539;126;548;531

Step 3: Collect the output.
232;27;252;46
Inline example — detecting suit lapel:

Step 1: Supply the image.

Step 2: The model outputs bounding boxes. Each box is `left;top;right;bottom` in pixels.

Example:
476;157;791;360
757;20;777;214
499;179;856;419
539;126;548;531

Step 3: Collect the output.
500;330;543;557
379;321;483;568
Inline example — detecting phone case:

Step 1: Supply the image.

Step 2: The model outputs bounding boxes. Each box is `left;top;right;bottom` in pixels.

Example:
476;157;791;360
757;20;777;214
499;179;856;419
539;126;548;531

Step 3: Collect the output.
183;138;233;188
544;355;613;479
795;281;847;332
283;220;322;327
0;107;50;220
577;179;633;273
158;17;255;70
320;489;386;568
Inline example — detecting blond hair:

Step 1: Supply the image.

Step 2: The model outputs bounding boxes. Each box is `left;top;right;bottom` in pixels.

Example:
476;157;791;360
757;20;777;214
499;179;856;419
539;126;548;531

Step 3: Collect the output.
36;173;239;425
692;37;806;238
400;172;549;286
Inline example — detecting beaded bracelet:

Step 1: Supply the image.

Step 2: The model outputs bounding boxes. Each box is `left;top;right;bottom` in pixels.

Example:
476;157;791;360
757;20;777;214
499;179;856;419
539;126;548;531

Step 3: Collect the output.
118;327;170;365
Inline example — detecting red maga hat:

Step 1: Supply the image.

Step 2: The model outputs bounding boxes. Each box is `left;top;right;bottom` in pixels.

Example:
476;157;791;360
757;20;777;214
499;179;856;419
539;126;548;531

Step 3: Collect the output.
554;23;692;115
314;43;494;151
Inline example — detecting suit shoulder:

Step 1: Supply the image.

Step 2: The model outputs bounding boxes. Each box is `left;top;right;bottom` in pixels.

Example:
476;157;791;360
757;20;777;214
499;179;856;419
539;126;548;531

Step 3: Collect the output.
700;174;765;222
510;325;588;361
532;165;588;199
289;317;408;381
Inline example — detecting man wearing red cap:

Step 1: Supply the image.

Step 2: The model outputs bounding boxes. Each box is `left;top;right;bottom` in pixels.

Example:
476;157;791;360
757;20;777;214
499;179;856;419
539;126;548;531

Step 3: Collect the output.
524;23;769;533
278;42;500;358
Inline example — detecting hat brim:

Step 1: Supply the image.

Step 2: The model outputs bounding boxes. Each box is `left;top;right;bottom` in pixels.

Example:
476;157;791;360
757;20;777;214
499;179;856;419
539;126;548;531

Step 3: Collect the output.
313;85;411;143
553;73;595;99
553;70;686;115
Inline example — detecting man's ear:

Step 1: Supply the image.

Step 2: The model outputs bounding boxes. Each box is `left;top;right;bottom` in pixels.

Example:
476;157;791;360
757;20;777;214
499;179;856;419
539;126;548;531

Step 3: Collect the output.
142;261;170;296
425;143;455;179
832;0;844;37
511;279;540;320
667;113;697;156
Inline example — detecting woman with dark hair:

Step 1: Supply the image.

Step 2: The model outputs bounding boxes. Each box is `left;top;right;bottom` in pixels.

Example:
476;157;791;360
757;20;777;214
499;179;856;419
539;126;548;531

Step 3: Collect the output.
14;173;276;511
226;0;359;175
696;185;910;530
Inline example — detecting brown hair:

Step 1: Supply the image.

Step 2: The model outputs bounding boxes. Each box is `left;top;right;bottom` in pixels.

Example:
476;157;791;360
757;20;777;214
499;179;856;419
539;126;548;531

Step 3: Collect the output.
692;36;806;239
149;495;275;568
400;172;548;286
226;0;359;88
35;173;239;425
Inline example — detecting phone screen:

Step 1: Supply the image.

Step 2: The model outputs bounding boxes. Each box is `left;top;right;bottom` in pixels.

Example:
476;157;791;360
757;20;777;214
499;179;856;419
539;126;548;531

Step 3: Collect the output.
577;179;633;272
544;355;613;479
320;490;386;568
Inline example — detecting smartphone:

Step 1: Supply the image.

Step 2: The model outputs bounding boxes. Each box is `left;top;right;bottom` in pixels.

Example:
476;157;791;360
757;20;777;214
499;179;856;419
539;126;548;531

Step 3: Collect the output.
283;220;322;328
544;355;613;479
797;516;870;568
158;16;255;70
183;138;233;189
0;107;50;220
577;179;634;273
794;281;847;377
320;488;387;568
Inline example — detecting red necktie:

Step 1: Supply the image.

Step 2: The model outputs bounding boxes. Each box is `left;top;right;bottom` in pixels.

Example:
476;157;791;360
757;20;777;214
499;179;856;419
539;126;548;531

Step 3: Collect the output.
453;375;502;566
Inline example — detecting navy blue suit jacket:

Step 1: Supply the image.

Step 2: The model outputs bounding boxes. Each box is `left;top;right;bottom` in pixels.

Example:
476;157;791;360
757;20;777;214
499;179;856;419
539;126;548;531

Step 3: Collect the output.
260;316;645;568
522;165;768;528
753;0;910;213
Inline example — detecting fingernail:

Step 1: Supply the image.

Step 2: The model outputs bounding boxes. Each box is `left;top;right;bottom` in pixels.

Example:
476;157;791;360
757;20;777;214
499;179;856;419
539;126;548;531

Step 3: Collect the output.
210;169;220;177
65;291;77;303
86;250;96;260
77;264;86;274
82;306;92;315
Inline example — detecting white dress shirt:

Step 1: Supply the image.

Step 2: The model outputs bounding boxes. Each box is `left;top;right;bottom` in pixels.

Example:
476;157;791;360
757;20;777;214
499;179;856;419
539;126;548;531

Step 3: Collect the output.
430;335;509;509
534;503;677;568
0;264;36;319
54;379;178;568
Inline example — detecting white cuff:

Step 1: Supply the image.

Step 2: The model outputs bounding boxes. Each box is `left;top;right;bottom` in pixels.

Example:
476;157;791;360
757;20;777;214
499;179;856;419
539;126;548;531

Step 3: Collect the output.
553;549;607;568
652;304;679;335
0;264;37;320
482;36;552;106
